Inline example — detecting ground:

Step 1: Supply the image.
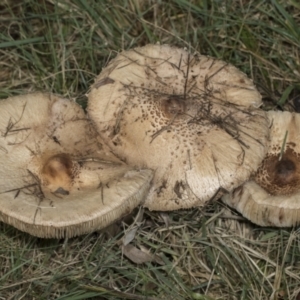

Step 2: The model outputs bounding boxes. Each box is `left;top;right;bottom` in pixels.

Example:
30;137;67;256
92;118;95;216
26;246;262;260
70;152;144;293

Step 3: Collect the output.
0;0;300;299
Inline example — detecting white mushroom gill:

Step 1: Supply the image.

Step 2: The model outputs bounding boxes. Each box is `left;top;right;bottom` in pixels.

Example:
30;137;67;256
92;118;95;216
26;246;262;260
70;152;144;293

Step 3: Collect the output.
88;44;270;211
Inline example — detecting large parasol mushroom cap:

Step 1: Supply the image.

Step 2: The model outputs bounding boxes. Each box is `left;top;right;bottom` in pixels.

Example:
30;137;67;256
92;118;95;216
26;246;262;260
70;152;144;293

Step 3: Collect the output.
88;44;269;210
0;93;152;238
223;110;300;227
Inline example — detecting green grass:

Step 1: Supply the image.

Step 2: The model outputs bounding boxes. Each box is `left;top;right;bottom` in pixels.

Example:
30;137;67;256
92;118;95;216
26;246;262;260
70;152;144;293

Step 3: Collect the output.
0;0;300;299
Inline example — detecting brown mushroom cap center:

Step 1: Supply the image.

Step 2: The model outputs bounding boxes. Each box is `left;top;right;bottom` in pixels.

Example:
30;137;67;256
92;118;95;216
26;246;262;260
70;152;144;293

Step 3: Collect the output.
254;148;300;195
275;159;296;182
161;96;186;119
41;153;74;195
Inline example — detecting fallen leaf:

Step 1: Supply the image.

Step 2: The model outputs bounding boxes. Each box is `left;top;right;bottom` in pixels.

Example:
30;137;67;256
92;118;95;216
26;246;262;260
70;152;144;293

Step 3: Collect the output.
122;227;139;246
122;244;154;264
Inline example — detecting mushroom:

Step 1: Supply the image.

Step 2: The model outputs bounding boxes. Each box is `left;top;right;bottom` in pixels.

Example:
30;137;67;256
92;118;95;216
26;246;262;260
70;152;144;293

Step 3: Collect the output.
88;44;269;210
222;110;300;227
0;93;153;238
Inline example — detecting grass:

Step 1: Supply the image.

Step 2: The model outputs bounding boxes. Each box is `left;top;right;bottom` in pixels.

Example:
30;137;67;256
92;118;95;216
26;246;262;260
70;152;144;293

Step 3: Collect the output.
0;0;300;299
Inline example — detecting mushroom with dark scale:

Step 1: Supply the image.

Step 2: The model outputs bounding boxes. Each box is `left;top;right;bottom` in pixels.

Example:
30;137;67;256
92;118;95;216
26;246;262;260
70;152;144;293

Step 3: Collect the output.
88;44;270;211
222;110;300;227
0;93;153;238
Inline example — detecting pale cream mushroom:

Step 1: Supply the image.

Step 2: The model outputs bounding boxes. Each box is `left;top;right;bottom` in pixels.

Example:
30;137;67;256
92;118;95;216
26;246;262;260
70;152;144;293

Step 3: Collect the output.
88;44;270;211
223;110;300;227
0;93;152;238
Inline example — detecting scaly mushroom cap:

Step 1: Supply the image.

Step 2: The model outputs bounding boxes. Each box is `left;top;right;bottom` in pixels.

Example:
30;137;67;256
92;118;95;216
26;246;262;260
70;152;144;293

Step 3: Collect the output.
88;44;269;210
222;111;300;227
0;93;152;238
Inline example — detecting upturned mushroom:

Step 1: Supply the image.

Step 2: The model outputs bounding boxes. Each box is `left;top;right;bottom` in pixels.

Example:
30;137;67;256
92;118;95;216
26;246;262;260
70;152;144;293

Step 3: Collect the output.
0;93;152;238
88;44;270;210
222;110;300;227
